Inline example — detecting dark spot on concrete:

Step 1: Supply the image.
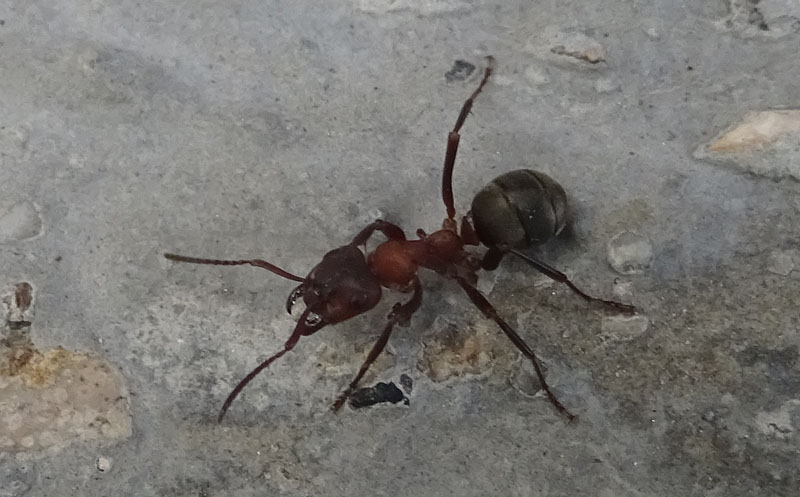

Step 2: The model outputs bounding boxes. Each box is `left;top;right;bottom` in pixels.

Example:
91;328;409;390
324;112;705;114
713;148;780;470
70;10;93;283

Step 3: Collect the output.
300;38;319;50
550;45;606;64
747;6;769;31
737;345;800;397
399;373;413;393
738;345;798;368
4;282;34;332
349;381;407;408
445;60;476;82
14;282;32;311
768;422;792;435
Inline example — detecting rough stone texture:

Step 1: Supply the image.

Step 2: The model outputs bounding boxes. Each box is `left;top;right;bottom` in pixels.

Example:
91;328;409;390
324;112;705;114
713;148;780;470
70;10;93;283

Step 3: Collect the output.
1;0;799;495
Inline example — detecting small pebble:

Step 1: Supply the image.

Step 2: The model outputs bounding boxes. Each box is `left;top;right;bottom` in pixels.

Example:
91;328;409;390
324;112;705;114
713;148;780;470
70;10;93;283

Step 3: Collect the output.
600;315;650;344
96;455;113;473
607;231;653;275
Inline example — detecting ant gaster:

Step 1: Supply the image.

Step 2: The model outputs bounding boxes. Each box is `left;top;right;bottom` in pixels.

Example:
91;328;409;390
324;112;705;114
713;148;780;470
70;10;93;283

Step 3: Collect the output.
165;57;635;423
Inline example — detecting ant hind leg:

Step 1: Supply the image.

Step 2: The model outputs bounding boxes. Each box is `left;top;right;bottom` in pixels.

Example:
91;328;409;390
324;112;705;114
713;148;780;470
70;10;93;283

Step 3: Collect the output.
509;249;636;314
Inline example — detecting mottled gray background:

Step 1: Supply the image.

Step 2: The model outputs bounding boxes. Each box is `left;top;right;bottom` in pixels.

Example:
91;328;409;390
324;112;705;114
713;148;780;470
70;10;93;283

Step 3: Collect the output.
1;1;799;496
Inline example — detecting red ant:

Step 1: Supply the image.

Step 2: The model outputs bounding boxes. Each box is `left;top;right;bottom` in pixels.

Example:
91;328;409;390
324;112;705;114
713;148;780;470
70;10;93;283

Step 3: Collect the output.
165;56;635;423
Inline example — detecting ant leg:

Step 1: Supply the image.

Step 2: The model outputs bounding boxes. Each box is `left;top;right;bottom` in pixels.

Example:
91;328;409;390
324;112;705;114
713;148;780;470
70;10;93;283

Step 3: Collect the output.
479;246;505;270
218;308;324;422
351;220;406;246
459;215;480;246
509;249;636;314
332;277;423;412
164;253;304;282
442;56;496;222
454;276;576;422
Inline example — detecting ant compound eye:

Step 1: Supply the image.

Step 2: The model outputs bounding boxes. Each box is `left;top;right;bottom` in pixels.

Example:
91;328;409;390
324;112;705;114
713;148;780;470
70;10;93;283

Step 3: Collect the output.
304;312;323;327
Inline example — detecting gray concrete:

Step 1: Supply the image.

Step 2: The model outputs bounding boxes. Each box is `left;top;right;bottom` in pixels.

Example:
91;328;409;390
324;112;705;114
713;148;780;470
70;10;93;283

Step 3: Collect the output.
1;0;799;495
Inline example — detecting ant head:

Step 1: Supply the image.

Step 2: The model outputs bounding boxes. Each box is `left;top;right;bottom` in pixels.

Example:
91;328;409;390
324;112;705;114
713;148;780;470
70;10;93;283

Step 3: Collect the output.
295;244;383;328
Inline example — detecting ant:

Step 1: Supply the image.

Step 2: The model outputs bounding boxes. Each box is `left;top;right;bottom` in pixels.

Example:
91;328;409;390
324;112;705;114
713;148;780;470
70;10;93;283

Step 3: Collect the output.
165;56;635;423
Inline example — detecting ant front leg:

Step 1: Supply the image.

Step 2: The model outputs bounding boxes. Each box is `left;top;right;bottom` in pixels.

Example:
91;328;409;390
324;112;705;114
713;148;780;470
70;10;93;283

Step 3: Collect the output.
217;307;325;423
442;56;495;224
479;246;505;271
332;277;423;412
351;220;406;246
454;276;576;422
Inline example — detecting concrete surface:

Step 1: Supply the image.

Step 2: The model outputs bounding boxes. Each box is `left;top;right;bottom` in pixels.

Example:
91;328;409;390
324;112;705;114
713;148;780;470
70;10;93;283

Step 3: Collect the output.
2;0;800;495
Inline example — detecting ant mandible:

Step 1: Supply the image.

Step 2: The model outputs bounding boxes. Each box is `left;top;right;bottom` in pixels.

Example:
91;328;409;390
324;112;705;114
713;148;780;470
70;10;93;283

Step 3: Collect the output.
165;56;635;423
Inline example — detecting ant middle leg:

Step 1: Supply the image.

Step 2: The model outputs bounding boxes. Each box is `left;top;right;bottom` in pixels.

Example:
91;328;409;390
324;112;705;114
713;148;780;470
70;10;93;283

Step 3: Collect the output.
332;277;423;412
351;220;407;246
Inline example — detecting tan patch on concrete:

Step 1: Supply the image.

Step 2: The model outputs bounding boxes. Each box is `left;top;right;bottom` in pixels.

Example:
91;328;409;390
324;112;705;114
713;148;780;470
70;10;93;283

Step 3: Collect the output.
0;345;132;454
695;110;800;179
418;321;512;383
708;110;800;153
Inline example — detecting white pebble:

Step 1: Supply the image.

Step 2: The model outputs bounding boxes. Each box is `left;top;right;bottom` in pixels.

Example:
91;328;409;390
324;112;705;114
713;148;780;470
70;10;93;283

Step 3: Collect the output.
96;456;113;473
607;231;653;275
